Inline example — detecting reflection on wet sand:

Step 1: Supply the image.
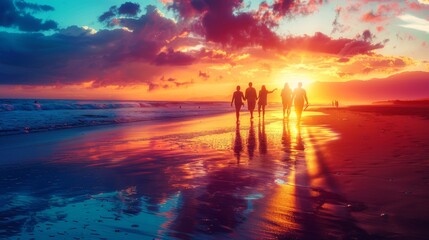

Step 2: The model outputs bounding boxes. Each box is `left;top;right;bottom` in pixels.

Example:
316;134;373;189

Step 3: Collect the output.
0;111;375;239
281;120;291;155
258;119;267;155
247;120;256;160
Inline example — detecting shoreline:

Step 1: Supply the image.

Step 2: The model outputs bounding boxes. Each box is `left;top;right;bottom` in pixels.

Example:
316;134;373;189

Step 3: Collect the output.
0;108;233;137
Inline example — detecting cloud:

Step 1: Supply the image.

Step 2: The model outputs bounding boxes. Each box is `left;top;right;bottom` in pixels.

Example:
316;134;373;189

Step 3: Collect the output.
166;0;381;56
167;0;204;19
99;2;141;24
153;48;195;66
360;3;402;23
338;55;413;76
331;7;349;34
118;2;141;16
281;31;385;56
58;26;97;36
361;11;386;22
98;6;118;23
0;0;58;31
272;0;325;18
198;71;210;80
167;0;281;48
0;1;395;90
338;57;350;63
361;29;375;41
408;0;429;10
0;6;191;87
148;82;169;91
398;14;429;34
148;76;193;91
14;0;54;12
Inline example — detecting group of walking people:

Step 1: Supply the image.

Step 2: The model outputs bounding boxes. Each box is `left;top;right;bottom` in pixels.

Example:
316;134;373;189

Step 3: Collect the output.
231;82;309;125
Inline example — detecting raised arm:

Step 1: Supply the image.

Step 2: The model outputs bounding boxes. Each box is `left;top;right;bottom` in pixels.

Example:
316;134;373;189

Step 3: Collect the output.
268;88;277;94
304;90;309;105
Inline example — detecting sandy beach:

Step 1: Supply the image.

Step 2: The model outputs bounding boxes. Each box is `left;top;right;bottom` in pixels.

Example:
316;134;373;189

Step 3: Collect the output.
1;106;429;239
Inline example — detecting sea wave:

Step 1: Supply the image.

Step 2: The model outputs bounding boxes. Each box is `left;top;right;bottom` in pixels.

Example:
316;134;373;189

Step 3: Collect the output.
0;100;230;136
0;100;226;112
0;102;158;112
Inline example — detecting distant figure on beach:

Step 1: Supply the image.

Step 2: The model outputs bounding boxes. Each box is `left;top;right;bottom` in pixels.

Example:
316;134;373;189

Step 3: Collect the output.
291;82;308;126
258;85;277;118
245;82;258;119
332;100;335;107
335;100;339;108
231;85;246;123
281;83;292;119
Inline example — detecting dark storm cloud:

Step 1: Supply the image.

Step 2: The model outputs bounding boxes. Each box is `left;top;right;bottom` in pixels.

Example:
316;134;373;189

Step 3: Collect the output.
0;0;57;31
118;2;141;16
14;0;54;12
0;6;191;86
98;6;118;22
98;2;141;24
169;0;384;56
168;0;280;48
272;0;294;16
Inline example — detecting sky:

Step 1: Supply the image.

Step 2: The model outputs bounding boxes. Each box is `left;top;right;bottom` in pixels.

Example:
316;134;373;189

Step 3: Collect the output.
0;0;429;101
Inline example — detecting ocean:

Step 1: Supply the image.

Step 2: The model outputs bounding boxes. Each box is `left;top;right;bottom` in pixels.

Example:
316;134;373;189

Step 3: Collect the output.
0;99;231;136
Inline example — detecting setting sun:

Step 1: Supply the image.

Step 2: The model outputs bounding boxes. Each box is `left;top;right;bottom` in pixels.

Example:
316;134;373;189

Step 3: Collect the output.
278;76;313;90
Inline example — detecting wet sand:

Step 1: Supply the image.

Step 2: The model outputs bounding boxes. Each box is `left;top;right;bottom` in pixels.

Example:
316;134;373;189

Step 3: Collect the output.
1;107;428;239
307;107;429;239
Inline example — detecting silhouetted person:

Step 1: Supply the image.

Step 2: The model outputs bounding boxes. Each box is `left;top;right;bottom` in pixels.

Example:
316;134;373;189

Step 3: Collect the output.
245;82;257;119
231;85;245;123
335;100;339;108
291;82;308;126
234;123;243;163
247;120;256;160
281;83;292;119
258;118;267;154
258;85;277;118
